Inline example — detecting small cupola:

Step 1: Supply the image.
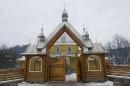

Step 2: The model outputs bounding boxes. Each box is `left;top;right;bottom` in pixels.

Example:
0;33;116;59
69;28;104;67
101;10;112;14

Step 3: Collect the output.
62;9;68;22
82;27;89;41
37;24;45;42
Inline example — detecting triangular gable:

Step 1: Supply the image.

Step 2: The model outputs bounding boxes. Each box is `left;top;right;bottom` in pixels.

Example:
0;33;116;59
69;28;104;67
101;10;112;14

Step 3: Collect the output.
54;32;75;44
45;22;86;50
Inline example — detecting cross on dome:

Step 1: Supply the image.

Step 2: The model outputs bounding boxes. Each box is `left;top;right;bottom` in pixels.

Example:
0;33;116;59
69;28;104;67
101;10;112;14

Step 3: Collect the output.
62;8;68;22
37;24;45;42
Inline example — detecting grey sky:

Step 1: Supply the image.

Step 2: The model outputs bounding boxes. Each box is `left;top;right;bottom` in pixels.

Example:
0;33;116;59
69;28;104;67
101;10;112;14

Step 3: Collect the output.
0;0;130;46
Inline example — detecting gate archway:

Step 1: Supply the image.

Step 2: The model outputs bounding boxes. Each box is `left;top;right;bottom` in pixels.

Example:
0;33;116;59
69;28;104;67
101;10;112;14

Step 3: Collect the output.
46;25;84;82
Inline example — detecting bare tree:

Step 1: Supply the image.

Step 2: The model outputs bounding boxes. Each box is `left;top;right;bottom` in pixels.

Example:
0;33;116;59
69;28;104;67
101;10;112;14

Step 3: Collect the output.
0;44;16;69
106;34;130;65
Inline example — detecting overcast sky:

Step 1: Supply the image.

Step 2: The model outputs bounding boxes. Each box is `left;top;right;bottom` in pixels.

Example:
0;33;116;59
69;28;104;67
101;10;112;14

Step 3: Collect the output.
0;0;130;46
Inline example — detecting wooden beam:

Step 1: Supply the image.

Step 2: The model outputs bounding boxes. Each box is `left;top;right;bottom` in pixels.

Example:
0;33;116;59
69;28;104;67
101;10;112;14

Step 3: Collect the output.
47;26;84;51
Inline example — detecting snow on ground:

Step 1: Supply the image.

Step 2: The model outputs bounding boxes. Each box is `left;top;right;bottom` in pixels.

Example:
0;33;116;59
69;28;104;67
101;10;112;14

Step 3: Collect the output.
85;81;113;86
66;73;77;81
18;82;46;86
108;75;130;79
0;78;23;84
18;81;113;86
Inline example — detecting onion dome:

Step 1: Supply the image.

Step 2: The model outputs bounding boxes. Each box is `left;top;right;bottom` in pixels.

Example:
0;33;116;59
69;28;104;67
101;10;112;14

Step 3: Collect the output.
37;25;45;42
82;27;89;41
62;9;68;22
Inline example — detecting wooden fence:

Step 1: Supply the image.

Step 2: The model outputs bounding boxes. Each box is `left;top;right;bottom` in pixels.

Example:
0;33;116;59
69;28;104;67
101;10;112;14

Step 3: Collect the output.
109;65;130;77
0;69;24;81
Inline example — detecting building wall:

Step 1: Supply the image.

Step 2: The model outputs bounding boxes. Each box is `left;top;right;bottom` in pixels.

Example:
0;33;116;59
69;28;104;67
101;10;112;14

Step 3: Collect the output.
49;44;78;72
25;55;48;83
50;31;79;54
80;54;107;82
49;45;78;54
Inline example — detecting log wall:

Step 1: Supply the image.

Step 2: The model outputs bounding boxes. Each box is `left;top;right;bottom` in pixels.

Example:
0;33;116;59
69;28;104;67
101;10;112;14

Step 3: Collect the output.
25;55;49;82
80;54;107;82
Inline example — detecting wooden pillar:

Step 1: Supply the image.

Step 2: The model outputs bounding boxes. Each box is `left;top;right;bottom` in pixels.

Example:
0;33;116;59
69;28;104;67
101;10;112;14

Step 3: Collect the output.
46;54;50;81
103;55;107;81
42;55;45;82
43;54;50;82
76;53;80;81
80;53;87;82
24;56;32;81
24;56;27;81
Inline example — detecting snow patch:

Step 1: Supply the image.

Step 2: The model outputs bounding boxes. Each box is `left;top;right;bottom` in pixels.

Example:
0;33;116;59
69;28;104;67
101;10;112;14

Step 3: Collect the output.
18;82;47;86
66;73;77;81
0;78;23;84
108;75;130;79
86;81;113;86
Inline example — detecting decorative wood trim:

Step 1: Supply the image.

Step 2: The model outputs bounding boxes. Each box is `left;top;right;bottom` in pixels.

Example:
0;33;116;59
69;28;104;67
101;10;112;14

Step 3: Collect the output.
87;55;102;71
47;26;84;51
29;56;42;72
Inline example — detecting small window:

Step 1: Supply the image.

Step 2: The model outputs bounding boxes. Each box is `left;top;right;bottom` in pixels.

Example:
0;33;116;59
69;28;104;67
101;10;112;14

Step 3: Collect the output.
88;55;101;71
61;36;65;43
37;48;42;52
88;48;92;51
56;46;60;54
29;56;42;72
67;46;72;54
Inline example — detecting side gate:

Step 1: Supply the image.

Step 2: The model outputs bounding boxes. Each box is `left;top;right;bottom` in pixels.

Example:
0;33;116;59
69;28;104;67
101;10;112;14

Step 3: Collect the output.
49;57;66;81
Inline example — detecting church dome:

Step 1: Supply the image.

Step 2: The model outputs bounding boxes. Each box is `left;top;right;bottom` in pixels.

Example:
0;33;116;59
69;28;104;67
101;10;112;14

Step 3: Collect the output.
82;27;89;41
62;9;68;22
37;25;45;42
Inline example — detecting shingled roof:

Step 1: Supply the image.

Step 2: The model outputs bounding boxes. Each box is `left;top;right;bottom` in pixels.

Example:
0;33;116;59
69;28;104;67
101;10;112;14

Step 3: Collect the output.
84;43;107;54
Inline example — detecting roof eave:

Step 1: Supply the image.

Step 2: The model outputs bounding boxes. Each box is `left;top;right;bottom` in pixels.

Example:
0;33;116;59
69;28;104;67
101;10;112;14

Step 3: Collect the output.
83;51;108;54
21;53;46;56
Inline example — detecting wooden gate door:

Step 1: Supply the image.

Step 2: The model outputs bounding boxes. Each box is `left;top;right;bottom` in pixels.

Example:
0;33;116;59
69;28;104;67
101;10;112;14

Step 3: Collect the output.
49;57;66;81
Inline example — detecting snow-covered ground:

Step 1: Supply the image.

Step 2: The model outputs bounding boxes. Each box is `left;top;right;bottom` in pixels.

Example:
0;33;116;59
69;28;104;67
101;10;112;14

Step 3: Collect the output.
108;75;130;79
18;82;46;86
18;81;113;86
66;73;77;81
85;81;113;86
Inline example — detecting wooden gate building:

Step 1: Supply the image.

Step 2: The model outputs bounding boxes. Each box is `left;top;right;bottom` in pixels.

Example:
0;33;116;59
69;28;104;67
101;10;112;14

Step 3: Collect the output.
22;9;107;83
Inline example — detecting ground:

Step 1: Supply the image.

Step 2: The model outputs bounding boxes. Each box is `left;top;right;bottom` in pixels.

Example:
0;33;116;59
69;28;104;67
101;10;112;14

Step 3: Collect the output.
18;73;113;86
18;81;113;86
